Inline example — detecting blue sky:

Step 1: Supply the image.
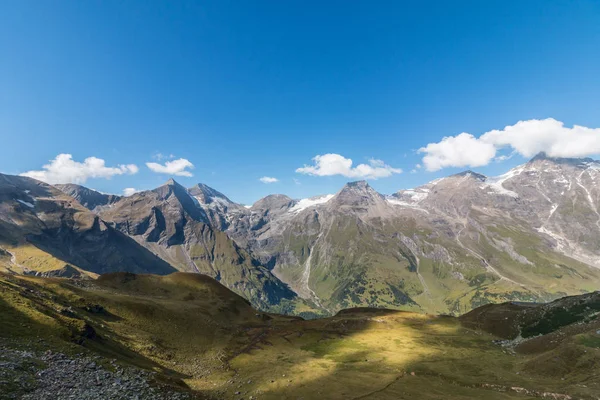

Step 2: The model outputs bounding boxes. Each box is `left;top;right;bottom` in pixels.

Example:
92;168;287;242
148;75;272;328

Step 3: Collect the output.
1;1;600;204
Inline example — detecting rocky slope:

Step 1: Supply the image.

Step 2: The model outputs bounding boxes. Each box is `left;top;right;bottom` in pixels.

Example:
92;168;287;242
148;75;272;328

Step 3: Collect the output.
187;183;247;231
0;344;195;400
54;183;121;213
0;173;175;277
98;179;298;311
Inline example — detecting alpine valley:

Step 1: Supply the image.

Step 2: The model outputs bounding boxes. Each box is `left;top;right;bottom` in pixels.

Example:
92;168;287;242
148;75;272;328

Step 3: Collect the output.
2;153;600;319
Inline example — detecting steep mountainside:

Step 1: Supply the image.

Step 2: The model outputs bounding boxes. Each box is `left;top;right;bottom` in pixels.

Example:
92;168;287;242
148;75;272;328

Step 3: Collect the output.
55;183;121;212
187;183;247;231
98;179;298;311
461;289;600;340
0;173;175;277
393;153;600;267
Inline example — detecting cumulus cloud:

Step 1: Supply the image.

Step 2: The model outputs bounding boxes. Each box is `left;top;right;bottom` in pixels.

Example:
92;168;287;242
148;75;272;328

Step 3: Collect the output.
146;158;194;177
259;176;279;183
20;154;138;184
418;133;497;172
481;119;600;158
123;188;140;196
418;118;600;171
296;153;402;179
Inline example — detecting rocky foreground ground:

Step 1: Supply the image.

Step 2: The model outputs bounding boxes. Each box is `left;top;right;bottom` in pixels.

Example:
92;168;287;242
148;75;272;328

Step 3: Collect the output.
0;340;195;400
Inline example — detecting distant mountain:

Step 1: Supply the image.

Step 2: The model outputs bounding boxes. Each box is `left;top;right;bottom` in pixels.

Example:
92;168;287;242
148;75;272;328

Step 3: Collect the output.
98;179;299;311
393;153;600;268
0;173;175;277
215;153;600;315
54;183;121;212
187;183;246;230
328;180;387;210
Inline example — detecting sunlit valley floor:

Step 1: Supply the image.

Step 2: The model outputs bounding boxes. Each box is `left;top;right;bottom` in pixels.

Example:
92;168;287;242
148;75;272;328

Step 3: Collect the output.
1;271;599;399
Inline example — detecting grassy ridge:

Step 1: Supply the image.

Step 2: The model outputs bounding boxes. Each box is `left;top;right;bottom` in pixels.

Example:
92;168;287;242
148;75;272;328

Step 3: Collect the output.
1;272;600;399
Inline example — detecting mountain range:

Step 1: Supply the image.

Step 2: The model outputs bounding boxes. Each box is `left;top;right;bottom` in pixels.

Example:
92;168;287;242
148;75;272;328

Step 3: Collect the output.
2;152;600;317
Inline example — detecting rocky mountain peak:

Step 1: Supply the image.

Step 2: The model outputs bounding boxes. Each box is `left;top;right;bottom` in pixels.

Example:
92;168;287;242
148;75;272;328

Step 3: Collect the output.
339;180;377;194
54;183;87;192
450;170;487;182
54;183;121;212
252;194;294;211
345;180;369;188
188;183;233;205
527;152;596;168
141;179;208;222
330;180;385;207
530;151;550;162
152;178;188;199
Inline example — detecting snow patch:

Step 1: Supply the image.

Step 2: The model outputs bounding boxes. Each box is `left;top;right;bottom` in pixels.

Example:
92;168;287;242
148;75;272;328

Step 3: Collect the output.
193;195;231;209
189;194;202;208
583;161;600;171
289;194;334;213
386;198;410;206
401;190;429;203
385;197;430;213
575;171;596;212
536;226;567;252
483;166;523;198
548;203;558;219
553;175;569;185
16;199;34;208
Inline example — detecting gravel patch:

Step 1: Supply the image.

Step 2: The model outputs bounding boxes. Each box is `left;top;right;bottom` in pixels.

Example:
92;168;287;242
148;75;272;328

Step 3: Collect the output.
0;343;194;400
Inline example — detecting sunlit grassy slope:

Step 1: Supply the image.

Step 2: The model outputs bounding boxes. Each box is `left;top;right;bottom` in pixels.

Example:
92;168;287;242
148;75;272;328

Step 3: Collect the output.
1;272;599;399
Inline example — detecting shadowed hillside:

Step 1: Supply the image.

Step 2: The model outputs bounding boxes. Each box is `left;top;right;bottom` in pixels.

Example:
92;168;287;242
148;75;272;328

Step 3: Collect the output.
0;173;176;277
1;271;599;399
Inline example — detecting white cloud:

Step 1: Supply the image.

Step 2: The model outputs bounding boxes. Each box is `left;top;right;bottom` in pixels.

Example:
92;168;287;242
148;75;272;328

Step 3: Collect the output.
418;118;600;171
296;154;402;179
152;152;175;161
418;133;496;172
293;178;301;185
146;158;194;177
494;153;514;163
410;163;422;174
259;176;279;183
480;118;600;158
123;188;139;196
20;154;138;184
